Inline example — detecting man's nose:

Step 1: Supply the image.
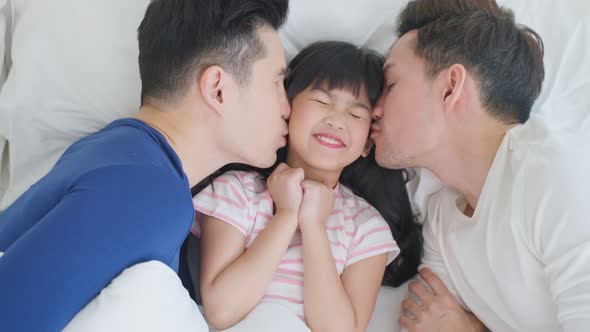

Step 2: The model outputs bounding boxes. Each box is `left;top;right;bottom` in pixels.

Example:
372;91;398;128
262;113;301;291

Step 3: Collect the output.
372;99;384;121
281;94;291;120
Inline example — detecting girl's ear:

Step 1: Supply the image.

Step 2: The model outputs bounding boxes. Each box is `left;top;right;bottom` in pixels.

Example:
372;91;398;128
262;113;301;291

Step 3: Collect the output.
361;137;374;158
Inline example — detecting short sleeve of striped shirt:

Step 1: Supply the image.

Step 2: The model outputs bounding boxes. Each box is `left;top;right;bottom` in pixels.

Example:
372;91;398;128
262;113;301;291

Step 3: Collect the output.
192;171;253;237
345;206;400;269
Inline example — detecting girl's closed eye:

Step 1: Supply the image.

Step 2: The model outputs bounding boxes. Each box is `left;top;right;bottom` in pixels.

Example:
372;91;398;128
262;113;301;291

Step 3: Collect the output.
349;112;362;119
312;98;329;106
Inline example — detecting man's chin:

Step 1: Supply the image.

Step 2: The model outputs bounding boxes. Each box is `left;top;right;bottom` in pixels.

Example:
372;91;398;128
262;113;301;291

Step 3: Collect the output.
375;148;412;170
376;159;405;170
250;154;276;169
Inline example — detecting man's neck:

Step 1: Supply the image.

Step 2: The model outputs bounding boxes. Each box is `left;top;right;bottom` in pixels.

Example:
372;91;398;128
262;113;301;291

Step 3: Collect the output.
135;103;229;188
426;122;515;211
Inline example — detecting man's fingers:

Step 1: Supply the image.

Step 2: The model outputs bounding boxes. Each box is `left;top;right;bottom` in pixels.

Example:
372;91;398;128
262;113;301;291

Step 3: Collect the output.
399;314;416;330
419;268;450;296
408;281;434;303
401;298;423;318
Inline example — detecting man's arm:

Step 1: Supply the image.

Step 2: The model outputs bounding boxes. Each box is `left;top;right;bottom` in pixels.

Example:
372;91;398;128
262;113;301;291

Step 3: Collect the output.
534;172;590;331
543;225;590;332
0;165;193;331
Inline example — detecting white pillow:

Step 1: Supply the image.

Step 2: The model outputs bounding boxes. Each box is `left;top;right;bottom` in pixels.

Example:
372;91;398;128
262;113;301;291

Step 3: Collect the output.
2;0;587;211
497;0;590;129
279;0;406;60
64;261;208;332
0;0;10;85
0;0;150;210
0;0;12;202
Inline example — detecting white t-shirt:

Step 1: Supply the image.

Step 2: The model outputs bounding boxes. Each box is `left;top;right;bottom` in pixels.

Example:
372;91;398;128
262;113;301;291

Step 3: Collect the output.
422;116;590;331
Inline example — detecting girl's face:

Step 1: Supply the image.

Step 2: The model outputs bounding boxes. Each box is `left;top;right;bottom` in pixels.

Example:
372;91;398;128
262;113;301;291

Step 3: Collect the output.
287;84;372;172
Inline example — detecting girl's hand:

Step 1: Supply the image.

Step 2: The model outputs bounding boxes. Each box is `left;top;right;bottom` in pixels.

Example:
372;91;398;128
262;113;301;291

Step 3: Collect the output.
267;163;305;217
298;180;335;232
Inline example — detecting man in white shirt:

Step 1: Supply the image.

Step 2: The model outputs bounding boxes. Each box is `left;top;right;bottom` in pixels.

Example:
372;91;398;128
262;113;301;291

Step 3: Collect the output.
371;0;590;331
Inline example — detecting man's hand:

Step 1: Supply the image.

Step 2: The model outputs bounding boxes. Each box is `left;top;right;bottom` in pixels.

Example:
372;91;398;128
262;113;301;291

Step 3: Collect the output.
400;269;487;332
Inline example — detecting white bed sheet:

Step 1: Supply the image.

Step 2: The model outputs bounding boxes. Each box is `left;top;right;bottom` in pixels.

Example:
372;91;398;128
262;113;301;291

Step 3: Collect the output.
59;258;406;332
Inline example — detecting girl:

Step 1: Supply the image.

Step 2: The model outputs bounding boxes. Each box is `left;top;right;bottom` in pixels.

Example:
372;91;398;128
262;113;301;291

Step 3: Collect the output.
191;41;422;331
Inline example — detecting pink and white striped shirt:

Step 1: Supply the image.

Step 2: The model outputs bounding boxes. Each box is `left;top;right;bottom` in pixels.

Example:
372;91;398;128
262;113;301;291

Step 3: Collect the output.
192;170;399;321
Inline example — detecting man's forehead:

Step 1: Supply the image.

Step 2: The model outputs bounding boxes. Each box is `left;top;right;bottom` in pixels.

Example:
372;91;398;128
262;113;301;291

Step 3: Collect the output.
257;32;286;70
258;25;284;56
384;48;401;72
385;32;418;70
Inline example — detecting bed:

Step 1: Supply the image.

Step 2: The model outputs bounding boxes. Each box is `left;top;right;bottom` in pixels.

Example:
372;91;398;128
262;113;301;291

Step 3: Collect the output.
0;0;588;331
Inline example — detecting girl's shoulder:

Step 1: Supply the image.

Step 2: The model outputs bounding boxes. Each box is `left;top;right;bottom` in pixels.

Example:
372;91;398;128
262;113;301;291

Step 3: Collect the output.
193;170;269;219
337;184;383;225
215;170;268;196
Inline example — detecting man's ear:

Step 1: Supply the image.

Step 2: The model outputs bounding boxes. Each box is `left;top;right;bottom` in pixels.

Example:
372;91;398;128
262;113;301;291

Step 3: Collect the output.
199;65;226;115
441;64;467;114
361;137;374;158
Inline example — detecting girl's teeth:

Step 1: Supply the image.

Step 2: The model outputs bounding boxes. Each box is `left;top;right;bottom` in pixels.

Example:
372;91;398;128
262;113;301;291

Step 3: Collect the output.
318;136;340;145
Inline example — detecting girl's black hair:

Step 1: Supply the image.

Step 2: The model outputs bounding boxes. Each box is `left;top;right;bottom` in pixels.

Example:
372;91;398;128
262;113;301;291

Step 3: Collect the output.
193;41;422;287
340;150;422;286
284;40;384;106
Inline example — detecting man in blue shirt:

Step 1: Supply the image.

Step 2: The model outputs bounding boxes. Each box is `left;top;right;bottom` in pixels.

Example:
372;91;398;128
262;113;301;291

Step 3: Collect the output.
0;0;291;330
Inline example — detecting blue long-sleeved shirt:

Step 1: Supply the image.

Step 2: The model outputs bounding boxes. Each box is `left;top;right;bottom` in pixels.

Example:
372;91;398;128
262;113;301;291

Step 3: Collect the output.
0;118;194;331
